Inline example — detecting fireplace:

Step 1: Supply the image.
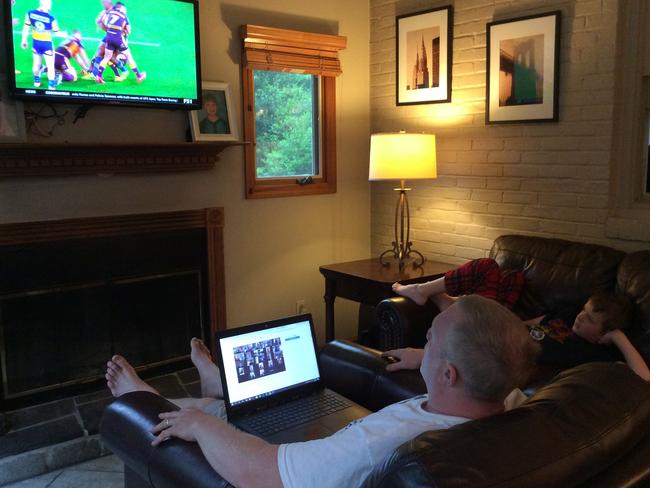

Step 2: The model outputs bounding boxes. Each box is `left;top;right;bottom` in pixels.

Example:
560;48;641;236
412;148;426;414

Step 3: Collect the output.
0;208;226;410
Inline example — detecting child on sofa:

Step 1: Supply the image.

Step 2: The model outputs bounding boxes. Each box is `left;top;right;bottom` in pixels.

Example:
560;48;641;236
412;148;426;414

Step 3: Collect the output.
390;258;650;381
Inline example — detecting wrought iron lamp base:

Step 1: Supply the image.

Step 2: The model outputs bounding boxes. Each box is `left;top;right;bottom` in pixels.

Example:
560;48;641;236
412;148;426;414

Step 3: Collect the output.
378;181;425;270
379;246;425;269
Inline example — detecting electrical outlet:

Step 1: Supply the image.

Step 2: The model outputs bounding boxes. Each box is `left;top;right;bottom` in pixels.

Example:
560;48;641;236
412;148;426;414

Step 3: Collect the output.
296;300;307;314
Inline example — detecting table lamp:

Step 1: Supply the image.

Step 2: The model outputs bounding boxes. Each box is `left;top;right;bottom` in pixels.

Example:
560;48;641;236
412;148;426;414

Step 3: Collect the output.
369;132;437;268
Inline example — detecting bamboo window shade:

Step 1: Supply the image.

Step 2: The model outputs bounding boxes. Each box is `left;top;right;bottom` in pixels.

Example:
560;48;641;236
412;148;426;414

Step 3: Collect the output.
241;24;347;77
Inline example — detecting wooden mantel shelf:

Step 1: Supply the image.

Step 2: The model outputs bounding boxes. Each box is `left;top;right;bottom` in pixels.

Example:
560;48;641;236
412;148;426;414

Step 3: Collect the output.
0;141;248;177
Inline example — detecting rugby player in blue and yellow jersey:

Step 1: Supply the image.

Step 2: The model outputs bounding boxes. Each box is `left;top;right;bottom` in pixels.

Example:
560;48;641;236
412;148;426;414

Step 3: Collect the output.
20;0;67;89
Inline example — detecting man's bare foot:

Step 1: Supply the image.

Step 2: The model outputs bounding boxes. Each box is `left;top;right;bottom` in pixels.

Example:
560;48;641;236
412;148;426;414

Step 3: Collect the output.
190;338;223;398
106;355;158;398
392;282;429;306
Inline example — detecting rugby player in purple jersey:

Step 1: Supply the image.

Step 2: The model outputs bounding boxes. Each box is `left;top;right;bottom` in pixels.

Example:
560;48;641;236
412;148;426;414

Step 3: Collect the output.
89;0;113;69
96;0;113;31
92;2;146;84
88;0;127;80
20;0;67;89
52;30;92;84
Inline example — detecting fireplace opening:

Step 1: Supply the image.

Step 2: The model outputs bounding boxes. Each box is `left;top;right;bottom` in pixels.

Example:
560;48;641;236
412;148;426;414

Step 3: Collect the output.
1;270;203;401
0;209;225;411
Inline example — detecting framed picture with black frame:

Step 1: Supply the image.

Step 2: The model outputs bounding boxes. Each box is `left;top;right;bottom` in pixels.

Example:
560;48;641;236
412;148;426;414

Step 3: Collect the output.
486;11;561;124
396;6;453;106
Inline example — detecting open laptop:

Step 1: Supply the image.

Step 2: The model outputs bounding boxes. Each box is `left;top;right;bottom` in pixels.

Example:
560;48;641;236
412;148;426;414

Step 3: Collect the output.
215;313;370;443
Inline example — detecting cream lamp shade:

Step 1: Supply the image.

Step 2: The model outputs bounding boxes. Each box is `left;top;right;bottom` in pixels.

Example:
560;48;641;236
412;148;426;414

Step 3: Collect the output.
369;132;437;181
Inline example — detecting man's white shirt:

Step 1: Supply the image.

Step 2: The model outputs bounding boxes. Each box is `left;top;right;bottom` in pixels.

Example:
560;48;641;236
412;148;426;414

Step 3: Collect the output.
278;389;526;488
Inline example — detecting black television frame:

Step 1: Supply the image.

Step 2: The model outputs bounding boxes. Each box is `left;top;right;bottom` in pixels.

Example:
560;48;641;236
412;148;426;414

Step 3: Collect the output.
2;0;203;110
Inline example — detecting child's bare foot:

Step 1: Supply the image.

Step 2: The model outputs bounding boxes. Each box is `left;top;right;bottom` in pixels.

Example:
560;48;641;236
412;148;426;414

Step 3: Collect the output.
190;338;223;398
392;282;429;306
106;355;158;398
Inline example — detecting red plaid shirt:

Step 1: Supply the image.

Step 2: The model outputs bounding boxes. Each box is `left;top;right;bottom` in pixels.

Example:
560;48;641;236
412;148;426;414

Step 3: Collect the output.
444;258;524;310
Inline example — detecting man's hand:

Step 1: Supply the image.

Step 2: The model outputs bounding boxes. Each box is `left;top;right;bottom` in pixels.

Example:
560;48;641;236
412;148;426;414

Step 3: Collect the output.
151;407;211;446
151;405;282;487
382;348;424;372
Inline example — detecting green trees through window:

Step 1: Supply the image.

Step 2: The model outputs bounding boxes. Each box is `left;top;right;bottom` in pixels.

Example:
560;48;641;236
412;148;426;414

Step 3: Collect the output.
253;71;319;178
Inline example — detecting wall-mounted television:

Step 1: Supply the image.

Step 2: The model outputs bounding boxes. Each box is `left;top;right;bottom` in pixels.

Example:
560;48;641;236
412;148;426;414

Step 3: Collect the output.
4;0;202;109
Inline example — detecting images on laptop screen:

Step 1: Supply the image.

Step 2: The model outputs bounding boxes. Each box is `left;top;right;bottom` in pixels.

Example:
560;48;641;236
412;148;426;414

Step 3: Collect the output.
219;319;320;406
233;338;286;384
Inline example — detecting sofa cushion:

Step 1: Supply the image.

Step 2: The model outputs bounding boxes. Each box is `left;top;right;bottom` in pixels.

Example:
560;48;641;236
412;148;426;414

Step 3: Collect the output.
490;235;625;319
361;362;650;488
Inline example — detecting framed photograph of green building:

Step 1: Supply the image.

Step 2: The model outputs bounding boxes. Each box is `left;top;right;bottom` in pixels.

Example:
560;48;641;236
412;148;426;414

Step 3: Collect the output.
486;11;561;123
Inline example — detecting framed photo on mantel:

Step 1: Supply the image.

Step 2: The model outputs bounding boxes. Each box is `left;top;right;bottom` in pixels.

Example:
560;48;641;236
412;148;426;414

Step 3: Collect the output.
396;6;453;106
486;11;561;124
189;81;239;142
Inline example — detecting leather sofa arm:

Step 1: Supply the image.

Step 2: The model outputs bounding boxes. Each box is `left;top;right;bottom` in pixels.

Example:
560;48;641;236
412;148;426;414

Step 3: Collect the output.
100;391;232;488
361;362;650;488
320;340;426;411
375;297;437;350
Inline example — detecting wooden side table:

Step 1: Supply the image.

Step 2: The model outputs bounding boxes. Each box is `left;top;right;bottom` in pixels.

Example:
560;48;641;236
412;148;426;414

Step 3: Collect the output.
319;258;453;342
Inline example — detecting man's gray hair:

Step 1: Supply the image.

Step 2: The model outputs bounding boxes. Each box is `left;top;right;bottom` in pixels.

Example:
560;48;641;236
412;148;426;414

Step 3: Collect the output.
443;295;540;402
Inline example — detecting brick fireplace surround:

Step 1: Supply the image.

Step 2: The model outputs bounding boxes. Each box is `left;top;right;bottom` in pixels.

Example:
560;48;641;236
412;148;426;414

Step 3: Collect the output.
0;208;226;485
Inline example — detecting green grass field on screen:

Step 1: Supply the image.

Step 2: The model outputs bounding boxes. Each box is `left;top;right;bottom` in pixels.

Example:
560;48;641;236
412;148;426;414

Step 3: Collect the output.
11;0;198;99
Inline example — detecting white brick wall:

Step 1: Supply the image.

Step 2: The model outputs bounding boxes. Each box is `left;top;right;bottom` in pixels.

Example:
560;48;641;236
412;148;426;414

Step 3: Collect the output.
370;0;649;263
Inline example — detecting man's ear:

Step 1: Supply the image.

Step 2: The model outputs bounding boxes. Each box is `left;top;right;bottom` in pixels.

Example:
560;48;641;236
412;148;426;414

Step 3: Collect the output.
443;361;458;386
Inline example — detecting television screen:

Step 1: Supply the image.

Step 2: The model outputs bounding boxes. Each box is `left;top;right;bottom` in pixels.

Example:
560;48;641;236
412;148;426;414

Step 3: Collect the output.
4;0;202;109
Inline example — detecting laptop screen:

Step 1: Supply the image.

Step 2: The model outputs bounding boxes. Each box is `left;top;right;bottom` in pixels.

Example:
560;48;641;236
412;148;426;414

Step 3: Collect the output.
218;316;320;407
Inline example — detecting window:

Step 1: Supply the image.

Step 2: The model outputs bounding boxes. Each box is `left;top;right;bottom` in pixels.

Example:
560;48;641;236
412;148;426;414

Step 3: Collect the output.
254;71;320;179
241;25;346;198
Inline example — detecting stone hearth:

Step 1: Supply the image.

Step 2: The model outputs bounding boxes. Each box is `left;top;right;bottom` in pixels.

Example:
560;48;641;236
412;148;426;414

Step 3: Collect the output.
0;366;200;486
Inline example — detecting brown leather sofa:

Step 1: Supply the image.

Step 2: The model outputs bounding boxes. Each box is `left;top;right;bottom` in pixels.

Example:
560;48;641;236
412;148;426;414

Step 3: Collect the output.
320;234;650;486
321;346;650;488
374;234;650;354
100;235;650;487
101;357;650;488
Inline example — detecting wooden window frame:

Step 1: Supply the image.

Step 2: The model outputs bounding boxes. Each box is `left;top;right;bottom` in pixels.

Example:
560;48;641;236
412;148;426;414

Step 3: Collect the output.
606;0;650;240
241;25;346;199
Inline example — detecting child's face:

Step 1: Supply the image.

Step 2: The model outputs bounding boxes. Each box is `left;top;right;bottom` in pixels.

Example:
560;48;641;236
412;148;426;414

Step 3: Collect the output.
204;100;217;116
572;300;606;343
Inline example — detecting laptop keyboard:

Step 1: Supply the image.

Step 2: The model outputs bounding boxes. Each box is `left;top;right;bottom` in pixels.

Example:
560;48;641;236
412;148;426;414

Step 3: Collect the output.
242;391;351;437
